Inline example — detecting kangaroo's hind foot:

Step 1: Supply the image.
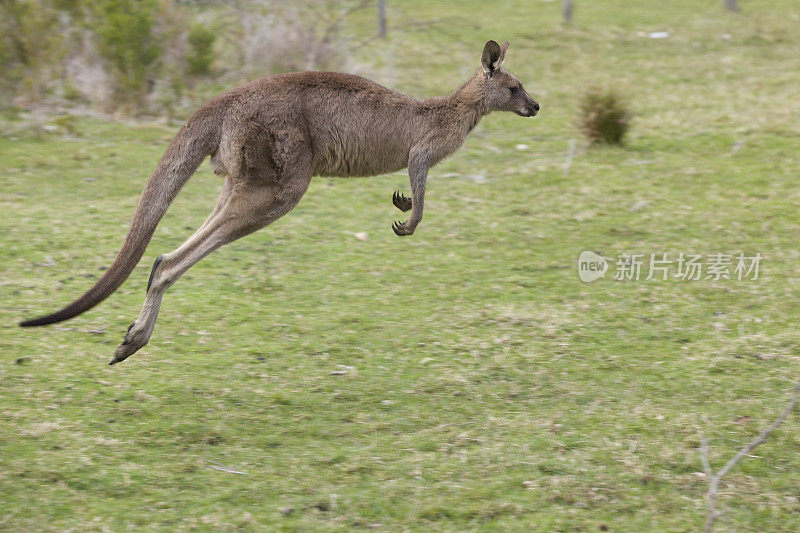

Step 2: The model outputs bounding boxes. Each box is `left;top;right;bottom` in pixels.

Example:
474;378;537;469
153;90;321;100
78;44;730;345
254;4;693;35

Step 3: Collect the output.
110;321;152;365
392;220;417;236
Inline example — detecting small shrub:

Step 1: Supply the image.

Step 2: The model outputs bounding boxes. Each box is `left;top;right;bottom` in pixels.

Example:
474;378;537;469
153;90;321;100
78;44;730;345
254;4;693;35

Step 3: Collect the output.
62;82;82;102
0;0;66;103
578;87;631;145
187;24;216;76
91;0;162;108
52;114;79;136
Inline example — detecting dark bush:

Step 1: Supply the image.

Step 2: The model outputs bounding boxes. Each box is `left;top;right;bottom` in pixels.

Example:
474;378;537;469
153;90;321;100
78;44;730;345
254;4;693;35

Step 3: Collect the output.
0;0;66;102
578;87;631;145
187;24;216;76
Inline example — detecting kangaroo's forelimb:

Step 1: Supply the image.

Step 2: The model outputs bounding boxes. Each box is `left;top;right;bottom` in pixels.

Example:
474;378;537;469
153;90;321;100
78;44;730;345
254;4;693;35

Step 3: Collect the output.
392;147;432;236
392;190;412;212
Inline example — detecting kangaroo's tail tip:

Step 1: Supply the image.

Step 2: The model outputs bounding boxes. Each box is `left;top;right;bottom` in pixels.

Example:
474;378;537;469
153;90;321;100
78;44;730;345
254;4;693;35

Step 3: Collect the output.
20;315;58;327
19;307;78;327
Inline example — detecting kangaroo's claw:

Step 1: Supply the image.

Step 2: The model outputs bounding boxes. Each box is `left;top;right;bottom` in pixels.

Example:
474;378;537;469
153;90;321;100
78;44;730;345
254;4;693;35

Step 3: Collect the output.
392;220;414;237
392;191;412;212
109;321;150;365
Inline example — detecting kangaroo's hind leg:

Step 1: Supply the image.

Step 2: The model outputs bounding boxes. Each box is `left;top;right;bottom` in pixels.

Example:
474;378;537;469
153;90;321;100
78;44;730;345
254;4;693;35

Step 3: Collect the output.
111;168;311;365
144;175;235;292
197;174;234;232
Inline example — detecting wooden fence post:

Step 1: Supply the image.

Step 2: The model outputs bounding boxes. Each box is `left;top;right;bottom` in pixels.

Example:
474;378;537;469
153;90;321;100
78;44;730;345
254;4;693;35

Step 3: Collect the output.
378;0;387;37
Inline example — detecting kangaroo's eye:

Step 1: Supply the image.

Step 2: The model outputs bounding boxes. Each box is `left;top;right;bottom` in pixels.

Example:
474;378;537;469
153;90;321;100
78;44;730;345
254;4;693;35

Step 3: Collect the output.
509;86;520;94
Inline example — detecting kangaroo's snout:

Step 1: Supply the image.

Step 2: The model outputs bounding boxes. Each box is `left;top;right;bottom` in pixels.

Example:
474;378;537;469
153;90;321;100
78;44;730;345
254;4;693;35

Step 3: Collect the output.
519;100;540;117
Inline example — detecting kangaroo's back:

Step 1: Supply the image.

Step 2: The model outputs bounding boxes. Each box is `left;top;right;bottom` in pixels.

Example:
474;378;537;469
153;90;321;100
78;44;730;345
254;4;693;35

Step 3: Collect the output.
305;73;429;177
237;72;432;177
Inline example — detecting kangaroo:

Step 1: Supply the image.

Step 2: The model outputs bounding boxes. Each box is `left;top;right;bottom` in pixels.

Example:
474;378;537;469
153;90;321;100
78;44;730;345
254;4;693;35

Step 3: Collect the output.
20;40;539;364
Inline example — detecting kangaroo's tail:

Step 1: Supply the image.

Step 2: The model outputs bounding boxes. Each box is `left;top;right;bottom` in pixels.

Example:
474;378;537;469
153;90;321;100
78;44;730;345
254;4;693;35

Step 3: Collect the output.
20;105;224;327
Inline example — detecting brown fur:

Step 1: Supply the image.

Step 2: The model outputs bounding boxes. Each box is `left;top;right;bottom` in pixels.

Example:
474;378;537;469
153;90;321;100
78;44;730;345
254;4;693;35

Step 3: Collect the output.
20;40;539;364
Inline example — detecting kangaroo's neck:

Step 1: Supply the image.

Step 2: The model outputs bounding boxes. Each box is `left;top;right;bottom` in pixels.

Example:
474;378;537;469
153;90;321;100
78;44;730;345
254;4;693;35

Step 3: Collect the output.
422;71;488;137
450;71;490;129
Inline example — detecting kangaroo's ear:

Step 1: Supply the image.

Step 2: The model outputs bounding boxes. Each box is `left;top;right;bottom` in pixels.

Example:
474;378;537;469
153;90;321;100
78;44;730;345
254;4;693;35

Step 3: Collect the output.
481;40;502;77
498;41;510;64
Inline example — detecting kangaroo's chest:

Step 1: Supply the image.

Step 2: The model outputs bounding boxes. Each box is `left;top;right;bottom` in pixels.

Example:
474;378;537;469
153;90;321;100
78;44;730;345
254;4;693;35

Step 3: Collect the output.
312;123;413;178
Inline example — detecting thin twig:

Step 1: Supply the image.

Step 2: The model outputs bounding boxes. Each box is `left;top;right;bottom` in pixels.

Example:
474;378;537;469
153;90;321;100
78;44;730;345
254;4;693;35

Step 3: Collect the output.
204;464;248;475
434;420;477;431
407;420;477;435
717;383;800;480
701;379;800;532
563;139;576;174
193;455;248;475
700;435;712;477
0;509;19;527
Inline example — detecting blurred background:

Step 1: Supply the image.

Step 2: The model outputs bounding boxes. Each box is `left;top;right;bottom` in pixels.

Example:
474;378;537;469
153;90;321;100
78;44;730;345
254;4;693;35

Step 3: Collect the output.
2;0;798;146
2;1;800;531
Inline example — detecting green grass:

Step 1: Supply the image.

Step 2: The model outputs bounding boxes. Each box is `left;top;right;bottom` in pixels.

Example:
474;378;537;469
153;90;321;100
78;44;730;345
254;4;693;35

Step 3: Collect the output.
2;1;800;530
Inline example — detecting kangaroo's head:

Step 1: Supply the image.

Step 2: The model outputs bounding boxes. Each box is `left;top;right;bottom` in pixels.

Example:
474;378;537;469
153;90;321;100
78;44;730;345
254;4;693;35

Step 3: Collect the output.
480;40;540;117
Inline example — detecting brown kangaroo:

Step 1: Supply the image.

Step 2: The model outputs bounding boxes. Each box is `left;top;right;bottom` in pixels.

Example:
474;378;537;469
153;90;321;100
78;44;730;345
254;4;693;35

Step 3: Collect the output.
20;40;539;364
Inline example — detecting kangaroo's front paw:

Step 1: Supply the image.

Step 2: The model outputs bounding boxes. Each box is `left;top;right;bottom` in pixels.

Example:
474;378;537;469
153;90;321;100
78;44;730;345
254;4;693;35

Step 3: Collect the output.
392;220;416;237
109;321;150;365
392;191;412;212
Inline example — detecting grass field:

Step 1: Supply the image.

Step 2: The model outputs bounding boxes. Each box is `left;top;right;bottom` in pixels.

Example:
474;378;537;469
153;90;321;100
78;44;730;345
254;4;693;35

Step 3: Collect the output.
2;1;800;530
